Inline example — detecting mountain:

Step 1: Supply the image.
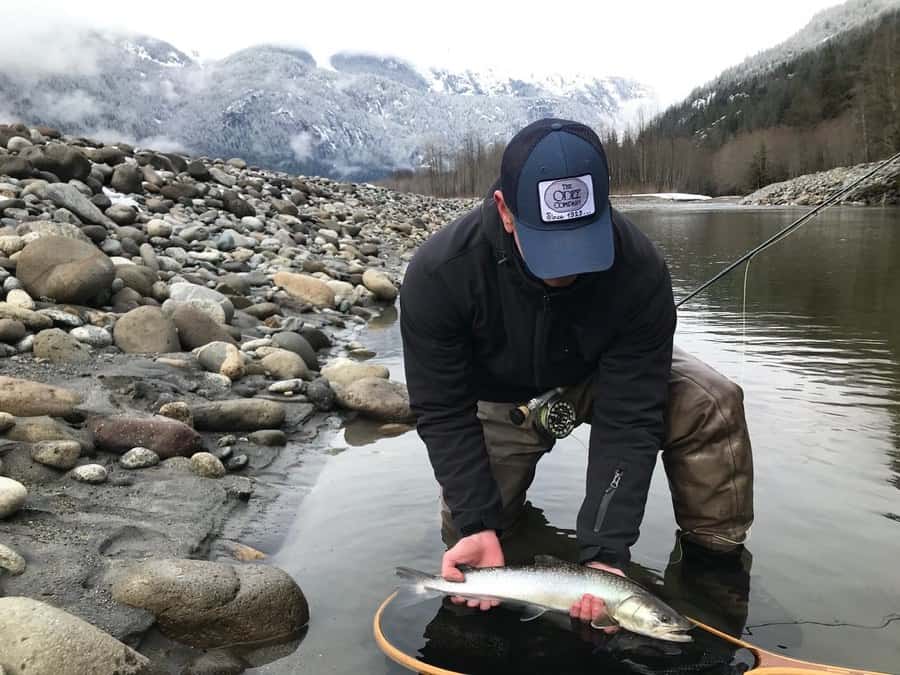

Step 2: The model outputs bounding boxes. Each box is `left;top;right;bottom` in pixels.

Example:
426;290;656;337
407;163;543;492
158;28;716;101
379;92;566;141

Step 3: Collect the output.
600;0;900;196
0;32;655;180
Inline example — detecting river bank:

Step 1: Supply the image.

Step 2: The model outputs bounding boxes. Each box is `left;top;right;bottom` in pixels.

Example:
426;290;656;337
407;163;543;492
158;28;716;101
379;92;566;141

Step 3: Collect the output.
741;155;900;206
0;122;474;673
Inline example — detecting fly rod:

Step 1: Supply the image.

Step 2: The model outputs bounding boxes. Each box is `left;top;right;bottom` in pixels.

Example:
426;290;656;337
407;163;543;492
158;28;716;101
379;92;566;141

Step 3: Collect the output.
676;150;900;308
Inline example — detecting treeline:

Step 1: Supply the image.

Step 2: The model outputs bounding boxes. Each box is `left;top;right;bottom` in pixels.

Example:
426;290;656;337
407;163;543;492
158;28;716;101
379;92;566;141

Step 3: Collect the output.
384;7;900;198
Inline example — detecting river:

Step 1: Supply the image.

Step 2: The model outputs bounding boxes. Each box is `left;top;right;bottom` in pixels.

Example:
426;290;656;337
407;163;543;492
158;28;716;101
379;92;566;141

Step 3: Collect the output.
250;204;900;674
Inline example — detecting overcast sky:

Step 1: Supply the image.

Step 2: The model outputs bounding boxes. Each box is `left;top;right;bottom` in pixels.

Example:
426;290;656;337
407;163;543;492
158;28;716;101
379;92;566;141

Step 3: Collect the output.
13;0;843;104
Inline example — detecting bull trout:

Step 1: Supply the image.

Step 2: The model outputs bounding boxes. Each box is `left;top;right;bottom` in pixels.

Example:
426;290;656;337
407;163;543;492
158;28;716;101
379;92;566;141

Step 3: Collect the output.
395;556;693;642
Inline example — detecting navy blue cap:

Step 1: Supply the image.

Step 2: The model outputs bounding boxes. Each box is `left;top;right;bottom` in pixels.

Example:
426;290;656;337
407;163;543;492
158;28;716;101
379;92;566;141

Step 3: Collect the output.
500;118;614;278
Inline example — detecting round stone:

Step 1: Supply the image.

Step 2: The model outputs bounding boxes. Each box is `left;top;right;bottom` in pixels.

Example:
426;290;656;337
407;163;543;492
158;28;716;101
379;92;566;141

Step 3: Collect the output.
70;464;108;484
0;476;28;518
225;454;249;472
70;325;113;348
190;452;226;479
0;411;15;432
120;447;161;470
0;543;26;576
30;440;81;470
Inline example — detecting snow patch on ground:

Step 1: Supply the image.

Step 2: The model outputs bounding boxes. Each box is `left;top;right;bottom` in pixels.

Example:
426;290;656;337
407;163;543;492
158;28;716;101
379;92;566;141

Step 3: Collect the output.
629;193;713;201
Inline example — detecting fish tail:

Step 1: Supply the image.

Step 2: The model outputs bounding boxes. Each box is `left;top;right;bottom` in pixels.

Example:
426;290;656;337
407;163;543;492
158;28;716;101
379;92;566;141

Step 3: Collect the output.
394;567;441;607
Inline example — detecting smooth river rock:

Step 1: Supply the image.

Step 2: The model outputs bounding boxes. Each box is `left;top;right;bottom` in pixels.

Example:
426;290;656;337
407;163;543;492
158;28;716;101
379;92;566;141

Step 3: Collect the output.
0;476;27;518
169;303;236;350
191;399;286;431
15;235;116;305
113;306;180;353
89;415;202;459
190;452;226;478
0;597;150;674
119;446;160;469
30;439;81;470
196;341;245;380
33;328;92;363
274;271;335;308
0;543;26;576
70;464;108;484
110;559;309;648
334;377;413;422
362;268;398;301
0;376;82;417
320;357;389;388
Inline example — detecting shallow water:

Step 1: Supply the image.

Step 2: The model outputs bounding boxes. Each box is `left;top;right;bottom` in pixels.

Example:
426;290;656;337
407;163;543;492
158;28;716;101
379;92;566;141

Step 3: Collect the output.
254;205;900;674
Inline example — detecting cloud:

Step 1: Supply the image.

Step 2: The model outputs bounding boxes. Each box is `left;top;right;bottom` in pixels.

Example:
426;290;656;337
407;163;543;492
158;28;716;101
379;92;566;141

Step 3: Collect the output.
136;135;190;154
0;14;102;77
289;131;315;162
42;91;102;124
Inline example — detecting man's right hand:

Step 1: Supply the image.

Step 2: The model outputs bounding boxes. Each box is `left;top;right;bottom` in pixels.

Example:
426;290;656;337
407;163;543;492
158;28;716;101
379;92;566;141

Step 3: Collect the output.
441;529;505;611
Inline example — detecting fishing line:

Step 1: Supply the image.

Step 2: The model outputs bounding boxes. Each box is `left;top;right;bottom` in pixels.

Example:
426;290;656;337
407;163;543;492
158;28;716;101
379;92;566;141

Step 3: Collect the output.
676;150;900;310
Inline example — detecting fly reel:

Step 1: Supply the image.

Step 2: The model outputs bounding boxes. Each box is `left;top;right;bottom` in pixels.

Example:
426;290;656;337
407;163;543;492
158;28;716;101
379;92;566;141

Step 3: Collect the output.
509;387;577;439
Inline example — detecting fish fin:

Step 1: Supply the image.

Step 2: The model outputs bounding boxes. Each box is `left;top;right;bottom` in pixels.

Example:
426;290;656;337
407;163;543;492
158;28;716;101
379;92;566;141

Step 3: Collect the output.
533;554;570;567
395;566;437;583
393;585;441;609
519;605;548;623
393;568;442;609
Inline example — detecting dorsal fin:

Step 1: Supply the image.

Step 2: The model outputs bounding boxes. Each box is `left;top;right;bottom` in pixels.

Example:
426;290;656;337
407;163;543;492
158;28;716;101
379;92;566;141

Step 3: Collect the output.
533;554;570;567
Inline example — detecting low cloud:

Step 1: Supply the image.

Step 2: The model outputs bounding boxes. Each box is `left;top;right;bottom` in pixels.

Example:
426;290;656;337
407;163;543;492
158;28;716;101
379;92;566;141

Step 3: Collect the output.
136;135;190;154
290;131;315;162
0;15;102;77
43;91;102;125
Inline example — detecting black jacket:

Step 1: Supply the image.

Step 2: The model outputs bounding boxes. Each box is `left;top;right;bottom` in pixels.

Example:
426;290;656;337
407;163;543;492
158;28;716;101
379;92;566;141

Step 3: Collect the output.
400;191;675;568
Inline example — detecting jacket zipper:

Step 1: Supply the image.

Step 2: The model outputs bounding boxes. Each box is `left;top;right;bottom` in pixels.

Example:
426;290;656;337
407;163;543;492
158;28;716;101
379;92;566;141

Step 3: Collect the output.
534;293;550;386
593;467;624;533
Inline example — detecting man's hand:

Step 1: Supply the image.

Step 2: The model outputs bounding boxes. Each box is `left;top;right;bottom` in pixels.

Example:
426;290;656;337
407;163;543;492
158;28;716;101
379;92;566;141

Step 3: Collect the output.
441;530;504;611
569;561;625;633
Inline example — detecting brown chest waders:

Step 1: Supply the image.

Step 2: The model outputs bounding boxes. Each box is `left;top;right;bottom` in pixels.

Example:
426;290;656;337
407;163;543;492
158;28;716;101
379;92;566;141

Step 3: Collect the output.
442;346;753;555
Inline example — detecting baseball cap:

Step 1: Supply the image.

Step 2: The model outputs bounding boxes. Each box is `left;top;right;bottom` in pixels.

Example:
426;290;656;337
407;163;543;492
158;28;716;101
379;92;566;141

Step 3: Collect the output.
500;118;615;278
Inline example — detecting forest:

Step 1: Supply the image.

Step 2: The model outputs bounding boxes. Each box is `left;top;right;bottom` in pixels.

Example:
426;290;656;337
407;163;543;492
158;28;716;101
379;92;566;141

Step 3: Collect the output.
384;7;899;197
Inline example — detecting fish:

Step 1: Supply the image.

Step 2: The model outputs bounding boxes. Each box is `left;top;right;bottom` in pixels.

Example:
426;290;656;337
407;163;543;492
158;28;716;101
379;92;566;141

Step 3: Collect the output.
395;555;694;643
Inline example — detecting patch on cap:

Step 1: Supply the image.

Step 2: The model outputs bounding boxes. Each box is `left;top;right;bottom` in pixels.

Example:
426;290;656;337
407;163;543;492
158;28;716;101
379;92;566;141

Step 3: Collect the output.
537;174;596;223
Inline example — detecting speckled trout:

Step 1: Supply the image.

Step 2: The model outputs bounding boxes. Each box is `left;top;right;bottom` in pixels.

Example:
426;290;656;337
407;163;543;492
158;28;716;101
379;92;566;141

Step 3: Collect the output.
395;556;693;642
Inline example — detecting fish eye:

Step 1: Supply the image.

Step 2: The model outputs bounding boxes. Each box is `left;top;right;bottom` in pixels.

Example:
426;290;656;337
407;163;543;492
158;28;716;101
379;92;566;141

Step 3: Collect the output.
659;615;671;623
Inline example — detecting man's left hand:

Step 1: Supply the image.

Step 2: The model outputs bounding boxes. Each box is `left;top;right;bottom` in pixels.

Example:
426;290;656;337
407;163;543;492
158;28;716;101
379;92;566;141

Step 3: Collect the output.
569;561;625;632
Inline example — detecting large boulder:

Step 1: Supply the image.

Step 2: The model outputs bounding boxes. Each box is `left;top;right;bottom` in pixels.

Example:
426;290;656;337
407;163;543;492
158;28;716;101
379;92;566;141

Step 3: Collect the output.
44;182;116;228
334;377;413;422
274;271;335;308
89;415;202;459
113;307;180;354
16;235;115;305
0;597;150;674
191;399;286;431
19;143;90;181
170;303;236;350
0;376;82;417
110;559;308;649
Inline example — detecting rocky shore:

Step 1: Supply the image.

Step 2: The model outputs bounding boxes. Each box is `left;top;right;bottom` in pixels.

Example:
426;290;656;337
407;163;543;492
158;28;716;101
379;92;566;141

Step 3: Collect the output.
0;121;474;674
741;156;900;206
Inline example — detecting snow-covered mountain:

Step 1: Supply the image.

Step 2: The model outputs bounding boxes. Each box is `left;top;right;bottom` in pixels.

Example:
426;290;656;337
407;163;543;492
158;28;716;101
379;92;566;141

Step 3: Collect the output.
711;0;900;89
0;32;655;180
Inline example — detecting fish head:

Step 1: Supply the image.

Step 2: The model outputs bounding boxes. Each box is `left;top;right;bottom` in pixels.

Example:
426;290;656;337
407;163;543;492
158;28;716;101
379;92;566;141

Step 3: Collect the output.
610;595;694;643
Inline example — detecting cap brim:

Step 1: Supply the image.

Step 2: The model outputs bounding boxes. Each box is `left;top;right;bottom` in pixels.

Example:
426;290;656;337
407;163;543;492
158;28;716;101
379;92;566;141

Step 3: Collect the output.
515;201;615;278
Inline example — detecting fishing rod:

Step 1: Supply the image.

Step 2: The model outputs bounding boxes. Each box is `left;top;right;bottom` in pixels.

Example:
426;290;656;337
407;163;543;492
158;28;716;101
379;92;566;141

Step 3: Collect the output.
676;150;900;308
